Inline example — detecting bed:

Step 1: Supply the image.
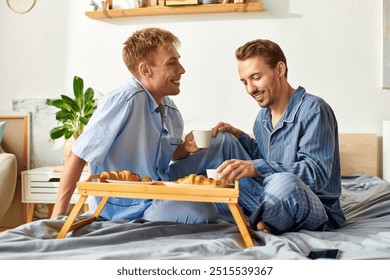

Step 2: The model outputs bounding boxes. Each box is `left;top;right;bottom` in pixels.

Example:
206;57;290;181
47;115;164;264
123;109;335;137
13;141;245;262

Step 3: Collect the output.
0;133;389;260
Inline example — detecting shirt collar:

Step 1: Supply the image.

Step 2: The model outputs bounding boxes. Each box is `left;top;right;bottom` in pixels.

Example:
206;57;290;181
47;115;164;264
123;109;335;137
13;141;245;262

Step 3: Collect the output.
131;77;163;114
263;86;306;129
282;86;306;123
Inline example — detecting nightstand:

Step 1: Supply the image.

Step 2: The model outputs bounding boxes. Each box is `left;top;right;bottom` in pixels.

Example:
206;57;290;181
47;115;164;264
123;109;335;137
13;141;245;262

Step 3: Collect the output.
21;166;88;223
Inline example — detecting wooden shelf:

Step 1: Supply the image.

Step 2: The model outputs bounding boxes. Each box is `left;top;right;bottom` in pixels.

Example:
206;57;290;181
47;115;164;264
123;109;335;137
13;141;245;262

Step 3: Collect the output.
85;2;264;19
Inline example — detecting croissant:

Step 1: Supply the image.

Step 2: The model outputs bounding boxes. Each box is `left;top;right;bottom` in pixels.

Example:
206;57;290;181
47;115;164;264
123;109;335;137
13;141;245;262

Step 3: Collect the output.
141;176;152;182
100;170;141;182
176;174;222;187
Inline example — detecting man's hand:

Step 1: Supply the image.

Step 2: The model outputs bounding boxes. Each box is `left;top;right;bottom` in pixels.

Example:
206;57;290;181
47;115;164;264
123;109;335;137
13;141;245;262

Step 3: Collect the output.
183;131;201;153
51;152;86;218
212;122;242;139
216;159;260;185
172;131;201;161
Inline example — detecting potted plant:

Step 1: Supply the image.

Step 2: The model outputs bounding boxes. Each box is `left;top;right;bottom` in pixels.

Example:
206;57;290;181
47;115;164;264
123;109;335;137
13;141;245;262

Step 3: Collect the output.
46;76;97;141
46;76;97;161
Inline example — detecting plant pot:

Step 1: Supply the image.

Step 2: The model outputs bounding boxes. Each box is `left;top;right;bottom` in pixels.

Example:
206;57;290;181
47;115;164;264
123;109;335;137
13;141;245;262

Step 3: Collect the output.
64;140;75;163
63;139;89;172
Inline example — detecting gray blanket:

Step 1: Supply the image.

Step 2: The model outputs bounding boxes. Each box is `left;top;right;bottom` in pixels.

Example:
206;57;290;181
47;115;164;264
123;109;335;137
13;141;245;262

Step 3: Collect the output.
1;175;389;260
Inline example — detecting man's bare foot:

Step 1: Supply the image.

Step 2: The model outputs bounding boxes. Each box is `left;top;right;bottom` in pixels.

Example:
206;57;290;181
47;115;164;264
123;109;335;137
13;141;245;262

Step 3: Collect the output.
256;221;271;233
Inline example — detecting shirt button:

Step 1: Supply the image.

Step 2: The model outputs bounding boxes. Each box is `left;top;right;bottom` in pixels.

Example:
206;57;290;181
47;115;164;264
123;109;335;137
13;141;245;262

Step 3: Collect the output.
269;144;274;149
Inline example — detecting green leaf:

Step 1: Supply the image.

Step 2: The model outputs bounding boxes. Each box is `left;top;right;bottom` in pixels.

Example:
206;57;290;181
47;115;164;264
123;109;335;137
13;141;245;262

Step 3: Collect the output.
83;103;94;115
46;99;65;109
79;116;89;126
64;130;74;140
61;95;80;112
84;87;94;102
73;76;84;106
49;126;68;140
55;110;74;122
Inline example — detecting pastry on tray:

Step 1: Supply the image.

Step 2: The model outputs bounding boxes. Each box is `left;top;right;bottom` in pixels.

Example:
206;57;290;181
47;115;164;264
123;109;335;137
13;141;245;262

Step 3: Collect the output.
175;174;223;187
100;170;152;182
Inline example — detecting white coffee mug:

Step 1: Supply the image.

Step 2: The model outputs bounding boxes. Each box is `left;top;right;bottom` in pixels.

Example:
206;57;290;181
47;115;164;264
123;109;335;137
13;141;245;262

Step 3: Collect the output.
193;130;212;148
206;169;220;179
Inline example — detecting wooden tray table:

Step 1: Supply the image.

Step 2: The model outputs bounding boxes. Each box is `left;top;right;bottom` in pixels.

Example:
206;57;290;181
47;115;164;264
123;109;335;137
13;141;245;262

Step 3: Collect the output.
56;175;254;248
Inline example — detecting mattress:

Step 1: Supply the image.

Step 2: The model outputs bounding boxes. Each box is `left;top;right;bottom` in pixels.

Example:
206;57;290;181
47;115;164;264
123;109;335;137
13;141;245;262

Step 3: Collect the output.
0;174;389;260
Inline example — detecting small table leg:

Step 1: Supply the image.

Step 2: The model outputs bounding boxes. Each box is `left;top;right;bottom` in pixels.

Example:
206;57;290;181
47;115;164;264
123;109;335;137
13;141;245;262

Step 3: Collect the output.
25;203;35;223
48;204;54;219
92;196;109;218
228;203;254;248
56;196;109;239
57;195;88;239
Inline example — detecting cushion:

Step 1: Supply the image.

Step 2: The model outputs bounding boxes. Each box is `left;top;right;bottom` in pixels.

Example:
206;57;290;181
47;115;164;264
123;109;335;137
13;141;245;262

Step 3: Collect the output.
0;151;17;221
0;121;6;144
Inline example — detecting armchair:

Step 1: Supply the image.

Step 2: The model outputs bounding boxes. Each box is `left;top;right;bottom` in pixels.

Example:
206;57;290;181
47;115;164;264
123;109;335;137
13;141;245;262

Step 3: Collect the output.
0;145;17;221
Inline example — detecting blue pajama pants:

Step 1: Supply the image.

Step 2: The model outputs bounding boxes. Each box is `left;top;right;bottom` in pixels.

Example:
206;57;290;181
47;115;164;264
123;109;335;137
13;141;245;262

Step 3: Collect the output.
91;196;218;224
168;132;332;234
142;200;218;224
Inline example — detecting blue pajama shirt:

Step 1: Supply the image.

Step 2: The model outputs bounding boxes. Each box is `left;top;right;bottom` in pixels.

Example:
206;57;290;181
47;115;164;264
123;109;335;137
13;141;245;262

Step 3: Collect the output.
72;77;217;223
169;86;346;234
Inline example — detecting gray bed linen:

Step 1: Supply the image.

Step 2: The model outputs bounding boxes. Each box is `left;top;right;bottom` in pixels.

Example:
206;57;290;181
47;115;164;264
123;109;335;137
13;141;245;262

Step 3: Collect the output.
0;174;389;260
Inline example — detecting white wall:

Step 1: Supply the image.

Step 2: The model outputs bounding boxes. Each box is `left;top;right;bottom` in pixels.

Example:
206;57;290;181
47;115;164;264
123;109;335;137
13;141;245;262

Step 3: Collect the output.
1;0;389;165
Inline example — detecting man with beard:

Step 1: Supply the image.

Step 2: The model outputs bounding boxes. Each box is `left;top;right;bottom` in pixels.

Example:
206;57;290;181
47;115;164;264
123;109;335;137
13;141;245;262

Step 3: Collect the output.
169;39;345;234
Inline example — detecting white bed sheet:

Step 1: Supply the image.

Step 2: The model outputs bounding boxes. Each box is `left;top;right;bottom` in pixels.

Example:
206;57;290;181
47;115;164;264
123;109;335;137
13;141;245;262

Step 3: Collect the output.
0;174;389;260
